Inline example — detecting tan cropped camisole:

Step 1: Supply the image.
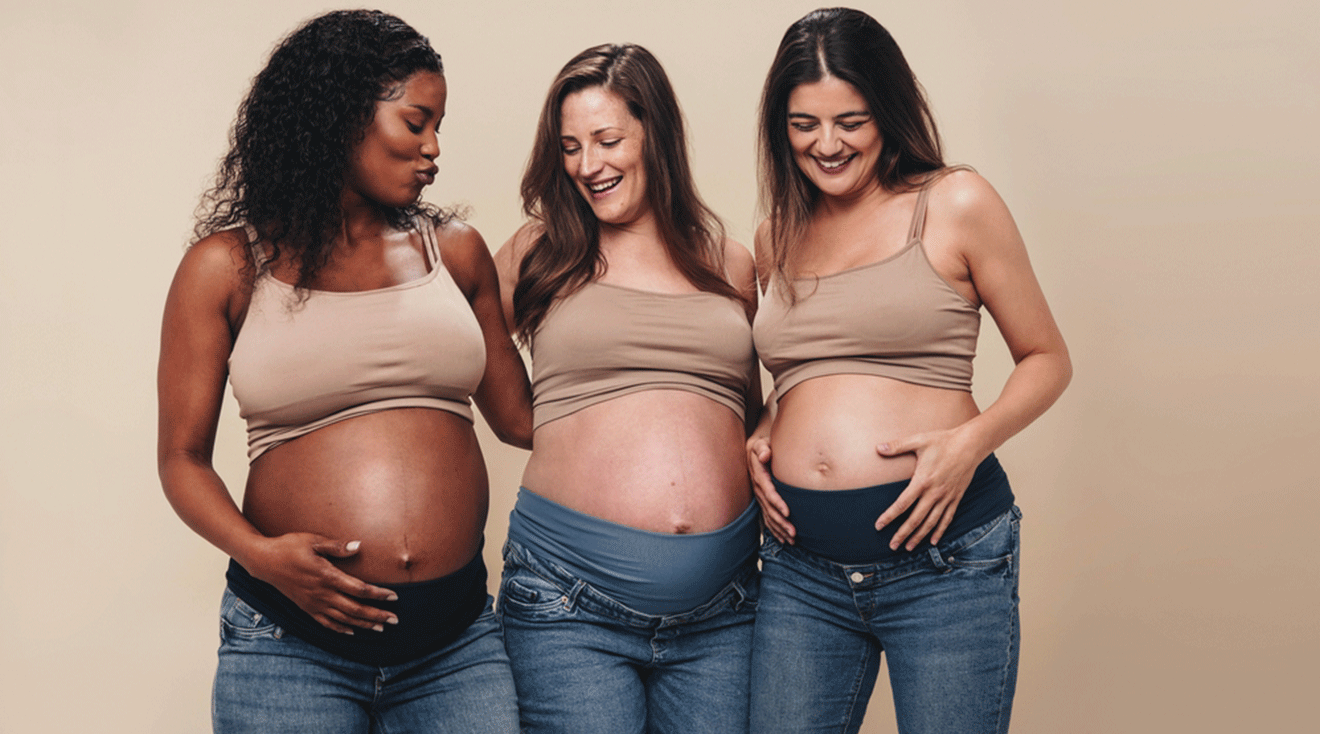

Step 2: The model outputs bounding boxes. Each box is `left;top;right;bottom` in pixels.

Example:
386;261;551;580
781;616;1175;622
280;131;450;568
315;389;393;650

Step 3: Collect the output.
752;174;981;397
229;218;486;461
530;282;754;429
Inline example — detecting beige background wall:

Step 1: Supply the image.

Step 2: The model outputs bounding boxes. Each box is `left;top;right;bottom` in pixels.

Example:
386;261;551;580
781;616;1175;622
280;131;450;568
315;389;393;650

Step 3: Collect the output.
2;1;1316;732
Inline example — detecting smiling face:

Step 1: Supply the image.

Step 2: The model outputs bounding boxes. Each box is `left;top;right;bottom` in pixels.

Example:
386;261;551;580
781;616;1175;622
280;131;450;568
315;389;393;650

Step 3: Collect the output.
786;75;883;201
345;71;447;209
559;86;651;228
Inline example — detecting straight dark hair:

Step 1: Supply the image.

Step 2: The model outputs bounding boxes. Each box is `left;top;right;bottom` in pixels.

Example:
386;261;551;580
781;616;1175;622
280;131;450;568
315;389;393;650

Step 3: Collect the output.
759;7;945;297
513;43;740;344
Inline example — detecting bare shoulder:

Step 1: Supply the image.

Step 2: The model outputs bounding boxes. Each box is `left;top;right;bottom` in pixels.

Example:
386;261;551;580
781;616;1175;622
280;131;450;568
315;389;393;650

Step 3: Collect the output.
433;217;487;260
928;167;1013;228
493;221;544;277
174;228;250;295
752;220;775;288
721;237;756;292
163;227;253;333
752;220;773;257
431;218;495;295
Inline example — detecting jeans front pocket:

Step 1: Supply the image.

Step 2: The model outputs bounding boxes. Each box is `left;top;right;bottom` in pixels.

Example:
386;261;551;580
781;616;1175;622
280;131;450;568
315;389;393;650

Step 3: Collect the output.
943;507;1020;576
498;565;573;619
219;587;282;642
730;565;761;614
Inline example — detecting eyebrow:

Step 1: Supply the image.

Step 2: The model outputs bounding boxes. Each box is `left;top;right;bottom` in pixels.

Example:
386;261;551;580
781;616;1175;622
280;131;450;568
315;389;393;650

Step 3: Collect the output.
788;111;871;120
562;126;623;139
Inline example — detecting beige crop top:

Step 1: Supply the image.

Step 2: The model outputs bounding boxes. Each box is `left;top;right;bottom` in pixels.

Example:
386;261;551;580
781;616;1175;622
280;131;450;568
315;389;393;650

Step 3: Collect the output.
229;218;486;461
753;176;980;397
530;282;754;429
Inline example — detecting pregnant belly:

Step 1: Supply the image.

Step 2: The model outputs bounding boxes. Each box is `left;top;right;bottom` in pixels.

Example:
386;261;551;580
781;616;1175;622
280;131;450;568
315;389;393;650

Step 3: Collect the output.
243;408;489;582
770;374;979;489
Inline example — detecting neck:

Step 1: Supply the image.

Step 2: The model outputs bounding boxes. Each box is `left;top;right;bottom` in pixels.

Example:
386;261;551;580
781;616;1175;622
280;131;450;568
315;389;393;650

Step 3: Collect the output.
815;176;892;218
598;208;663;253
337;190;394;247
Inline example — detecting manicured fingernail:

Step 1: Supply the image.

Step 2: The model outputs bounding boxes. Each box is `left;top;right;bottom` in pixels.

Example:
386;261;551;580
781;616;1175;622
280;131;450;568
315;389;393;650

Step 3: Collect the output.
346;540;361;552
372;624;384;632
386;593;399;602
386;616;399;625
344;629;354;635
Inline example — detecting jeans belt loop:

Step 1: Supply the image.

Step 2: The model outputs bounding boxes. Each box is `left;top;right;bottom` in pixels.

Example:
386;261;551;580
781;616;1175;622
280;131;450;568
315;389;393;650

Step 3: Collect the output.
927;546;951;572
565;579;588;610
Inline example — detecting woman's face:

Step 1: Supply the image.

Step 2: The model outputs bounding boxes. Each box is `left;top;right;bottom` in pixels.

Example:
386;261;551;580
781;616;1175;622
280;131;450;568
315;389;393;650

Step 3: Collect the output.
345;71;447;209
559;86;651;227
786;76;883;200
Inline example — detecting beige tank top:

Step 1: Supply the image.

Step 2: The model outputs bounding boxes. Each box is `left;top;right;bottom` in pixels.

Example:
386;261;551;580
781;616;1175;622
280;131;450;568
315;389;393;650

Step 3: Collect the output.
229;218;486;461
530;282;754;429
753;176;980;397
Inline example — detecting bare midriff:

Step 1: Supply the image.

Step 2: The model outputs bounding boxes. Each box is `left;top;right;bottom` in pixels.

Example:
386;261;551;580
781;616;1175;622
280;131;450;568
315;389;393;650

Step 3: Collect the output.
523;390;751;534
243;408;487;584
771;374;981;490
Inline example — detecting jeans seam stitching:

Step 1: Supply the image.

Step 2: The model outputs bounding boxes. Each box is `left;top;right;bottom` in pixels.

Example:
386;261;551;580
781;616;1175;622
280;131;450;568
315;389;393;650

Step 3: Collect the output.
841;642;875;731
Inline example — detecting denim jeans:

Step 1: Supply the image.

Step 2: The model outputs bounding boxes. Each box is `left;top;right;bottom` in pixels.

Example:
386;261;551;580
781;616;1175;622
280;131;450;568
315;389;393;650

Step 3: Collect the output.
213;587;520;733
498;539;759;734
750;506;1022;734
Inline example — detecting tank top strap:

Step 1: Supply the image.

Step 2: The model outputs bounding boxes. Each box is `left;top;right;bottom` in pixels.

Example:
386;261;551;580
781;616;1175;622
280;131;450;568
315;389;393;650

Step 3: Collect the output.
415;215;441;271
906;185;933;243
242;223;270;268
906;164;978;243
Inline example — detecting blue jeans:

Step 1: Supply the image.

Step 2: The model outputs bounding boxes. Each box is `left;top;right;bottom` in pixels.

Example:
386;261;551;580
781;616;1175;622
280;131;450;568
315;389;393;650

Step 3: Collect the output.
750;506;1022;734
213;587;520;733
498;539;759;734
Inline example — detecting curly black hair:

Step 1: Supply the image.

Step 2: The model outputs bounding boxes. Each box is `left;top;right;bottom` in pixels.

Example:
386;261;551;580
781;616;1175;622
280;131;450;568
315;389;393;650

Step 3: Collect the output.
193;9;451;290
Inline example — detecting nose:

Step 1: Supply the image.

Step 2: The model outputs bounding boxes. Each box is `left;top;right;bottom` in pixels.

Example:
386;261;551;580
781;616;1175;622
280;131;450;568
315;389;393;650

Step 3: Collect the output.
421;130;439;160
579;145;604;177
816;126;844;156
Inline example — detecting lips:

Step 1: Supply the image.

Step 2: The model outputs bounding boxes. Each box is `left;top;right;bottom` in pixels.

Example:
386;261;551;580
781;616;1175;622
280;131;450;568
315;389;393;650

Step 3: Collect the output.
813;154;856;174
416;166;438;186
586;176;622;198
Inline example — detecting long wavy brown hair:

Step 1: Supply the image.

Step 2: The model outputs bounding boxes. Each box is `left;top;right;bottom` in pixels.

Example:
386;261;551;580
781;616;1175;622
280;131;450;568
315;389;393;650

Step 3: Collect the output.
759;7;945;299
512;43;741;344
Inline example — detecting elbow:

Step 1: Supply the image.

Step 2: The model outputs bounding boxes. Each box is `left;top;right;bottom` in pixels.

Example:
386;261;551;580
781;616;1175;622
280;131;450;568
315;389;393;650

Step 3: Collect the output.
490;415;533;451
500;425;533;451
1054;346;1074;396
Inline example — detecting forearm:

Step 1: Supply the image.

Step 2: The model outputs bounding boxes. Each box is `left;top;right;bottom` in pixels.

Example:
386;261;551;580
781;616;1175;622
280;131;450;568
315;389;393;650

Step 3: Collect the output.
749;389;777;442
956;349;1072;458
159;452;269;569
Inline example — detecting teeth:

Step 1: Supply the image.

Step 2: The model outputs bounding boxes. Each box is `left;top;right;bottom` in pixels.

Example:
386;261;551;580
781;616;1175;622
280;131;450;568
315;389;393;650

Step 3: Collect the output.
818;157;849;170
589;177;621;192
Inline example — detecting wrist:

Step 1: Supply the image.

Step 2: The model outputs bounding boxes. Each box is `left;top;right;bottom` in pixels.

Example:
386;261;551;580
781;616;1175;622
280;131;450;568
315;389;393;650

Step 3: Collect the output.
229;531;275;575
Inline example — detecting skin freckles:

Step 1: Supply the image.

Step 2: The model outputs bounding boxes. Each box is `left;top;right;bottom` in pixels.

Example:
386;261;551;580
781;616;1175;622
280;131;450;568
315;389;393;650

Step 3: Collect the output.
559;86;653;230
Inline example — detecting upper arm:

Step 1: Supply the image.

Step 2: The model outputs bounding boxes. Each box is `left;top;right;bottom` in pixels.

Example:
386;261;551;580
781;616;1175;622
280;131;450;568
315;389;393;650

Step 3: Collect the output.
752;220;774;294
935;171;1069;367
491;223;541;336
438;221;533;447
721;237;765;433
157;231;247;470
722;237;758;320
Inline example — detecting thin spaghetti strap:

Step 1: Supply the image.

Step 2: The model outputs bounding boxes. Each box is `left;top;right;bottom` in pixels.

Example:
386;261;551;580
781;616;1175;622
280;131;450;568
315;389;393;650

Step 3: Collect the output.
907;186;932;243
907;164;977;243
242;223;269;267
416;215;441;270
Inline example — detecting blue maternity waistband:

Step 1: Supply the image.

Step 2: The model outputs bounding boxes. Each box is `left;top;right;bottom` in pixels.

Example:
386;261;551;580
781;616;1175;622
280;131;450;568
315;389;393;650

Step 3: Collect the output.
507;488;759;615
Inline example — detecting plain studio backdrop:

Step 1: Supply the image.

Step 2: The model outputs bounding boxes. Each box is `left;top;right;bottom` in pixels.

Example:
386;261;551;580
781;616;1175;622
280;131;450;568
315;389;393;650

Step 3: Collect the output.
1;1;1316;732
